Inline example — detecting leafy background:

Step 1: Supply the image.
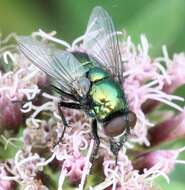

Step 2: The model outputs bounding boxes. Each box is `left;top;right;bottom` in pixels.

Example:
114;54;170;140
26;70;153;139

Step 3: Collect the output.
1;0;185;189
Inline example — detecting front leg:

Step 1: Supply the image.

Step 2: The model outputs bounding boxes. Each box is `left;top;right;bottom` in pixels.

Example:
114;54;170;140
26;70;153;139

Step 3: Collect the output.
110;127;130;164
90;119;100;163
56;101;81;145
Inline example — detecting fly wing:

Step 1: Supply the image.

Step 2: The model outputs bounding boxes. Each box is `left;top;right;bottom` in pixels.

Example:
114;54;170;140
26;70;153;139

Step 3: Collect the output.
17;37;89;98
84;6;123;84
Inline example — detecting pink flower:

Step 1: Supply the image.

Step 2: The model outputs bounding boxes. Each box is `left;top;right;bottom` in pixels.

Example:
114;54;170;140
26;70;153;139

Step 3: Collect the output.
1;31;185;190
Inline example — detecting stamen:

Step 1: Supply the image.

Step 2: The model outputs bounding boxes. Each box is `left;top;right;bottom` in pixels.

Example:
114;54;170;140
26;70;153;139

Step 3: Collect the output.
71;35;85;49
3;51;16;64
37;29;71;48
30;101;56;119
78;140;94;190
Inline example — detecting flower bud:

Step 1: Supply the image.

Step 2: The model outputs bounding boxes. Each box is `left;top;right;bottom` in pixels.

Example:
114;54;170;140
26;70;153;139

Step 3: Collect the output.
141;99;159;114
148;110;185;146
62;154;86;186
0;94;22;132
133;150;181;174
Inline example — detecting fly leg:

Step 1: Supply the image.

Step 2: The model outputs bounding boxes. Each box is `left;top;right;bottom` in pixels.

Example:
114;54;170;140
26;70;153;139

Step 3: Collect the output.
90;119;100;163
56;101;81;145
109;126;130;164
57;103;69;143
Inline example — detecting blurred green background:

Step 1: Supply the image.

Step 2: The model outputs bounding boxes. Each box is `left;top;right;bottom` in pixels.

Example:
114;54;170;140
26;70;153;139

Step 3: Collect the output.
1;0;185;189
1;0;185;56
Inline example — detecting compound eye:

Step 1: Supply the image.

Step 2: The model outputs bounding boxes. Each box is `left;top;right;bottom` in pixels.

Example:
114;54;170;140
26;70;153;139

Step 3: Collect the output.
127;111;137;129
103;116;126;137
103;111;137;137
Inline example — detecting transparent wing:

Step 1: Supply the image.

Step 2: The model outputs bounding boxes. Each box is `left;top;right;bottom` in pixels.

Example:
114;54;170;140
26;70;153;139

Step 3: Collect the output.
84;6;123;83
17;36;89;98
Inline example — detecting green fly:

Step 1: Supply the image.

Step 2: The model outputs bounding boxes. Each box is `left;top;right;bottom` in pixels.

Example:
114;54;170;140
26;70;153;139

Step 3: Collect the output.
16;6;136;163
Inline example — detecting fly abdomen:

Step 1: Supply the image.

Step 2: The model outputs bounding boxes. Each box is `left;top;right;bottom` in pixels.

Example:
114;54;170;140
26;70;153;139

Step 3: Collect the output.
89;78;126;121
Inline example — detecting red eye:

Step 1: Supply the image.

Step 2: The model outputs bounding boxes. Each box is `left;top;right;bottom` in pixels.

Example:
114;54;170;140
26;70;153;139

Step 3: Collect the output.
103;111;137;137
103;116;126;137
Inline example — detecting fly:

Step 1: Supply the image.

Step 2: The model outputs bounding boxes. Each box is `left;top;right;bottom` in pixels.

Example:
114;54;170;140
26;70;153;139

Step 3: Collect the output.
16;6;137;163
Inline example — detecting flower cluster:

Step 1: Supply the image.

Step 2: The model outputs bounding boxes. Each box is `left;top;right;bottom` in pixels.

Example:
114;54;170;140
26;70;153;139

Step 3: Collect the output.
0;30;185;190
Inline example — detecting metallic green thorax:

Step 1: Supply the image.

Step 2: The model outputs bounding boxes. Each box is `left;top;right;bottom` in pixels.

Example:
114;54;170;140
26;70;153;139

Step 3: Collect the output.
73;51;127;121
87;67;109;82
87;67;126;121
